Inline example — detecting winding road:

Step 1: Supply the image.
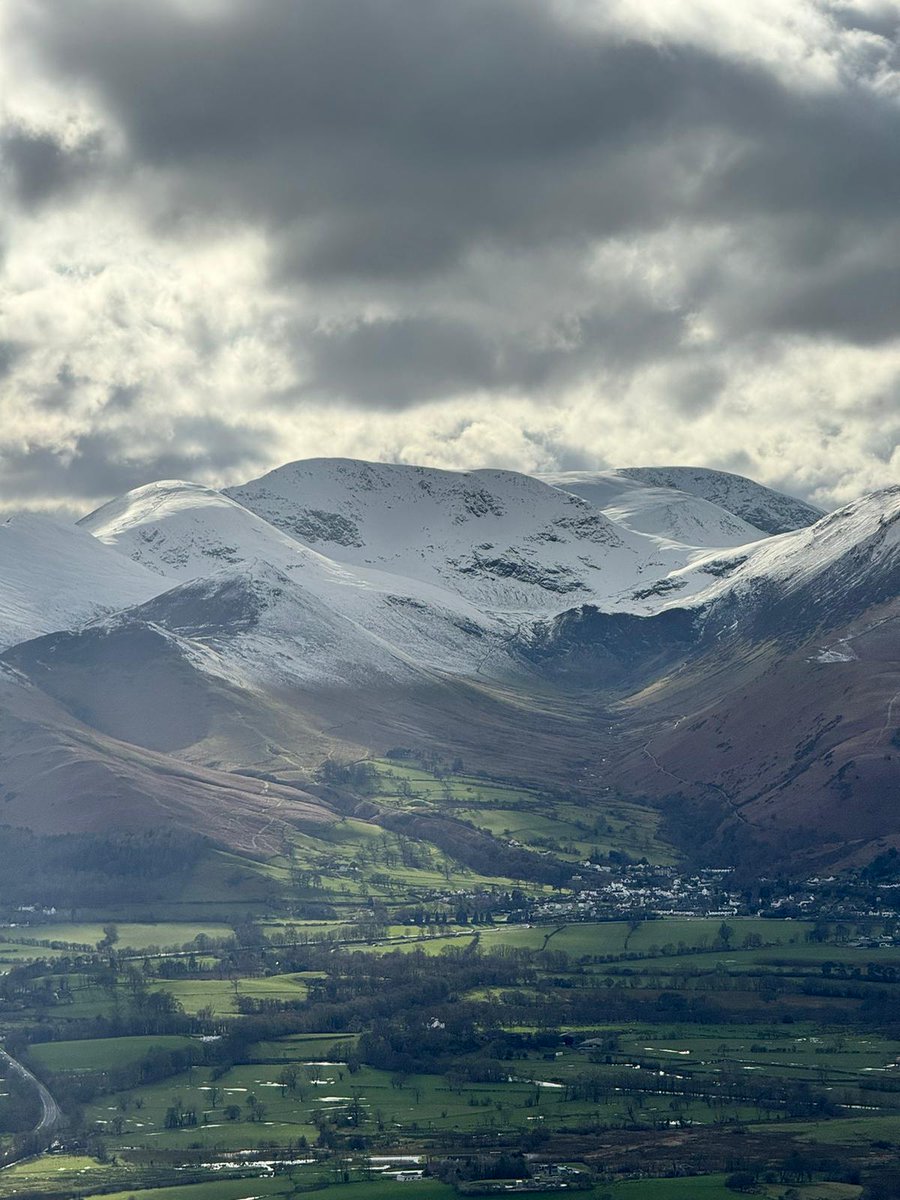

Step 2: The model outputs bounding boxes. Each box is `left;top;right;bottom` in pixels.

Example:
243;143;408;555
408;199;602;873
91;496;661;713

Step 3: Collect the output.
0;1046;62;1136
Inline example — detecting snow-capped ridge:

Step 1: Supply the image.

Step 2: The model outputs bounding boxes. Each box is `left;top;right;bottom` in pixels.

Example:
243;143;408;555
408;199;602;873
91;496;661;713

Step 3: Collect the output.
540;470;769;549
615;466;825;534
661;485;900;619
53;458;895;689
224;457;694;617
0;511;165;650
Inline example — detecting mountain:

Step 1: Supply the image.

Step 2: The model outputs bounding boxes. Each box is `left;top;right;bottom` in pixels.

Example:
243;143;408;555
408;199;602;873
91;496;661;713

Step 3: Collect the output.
224;458;704;615
671;486;900;636
613;466;825;534
0;663;333;852
606;597;900;871
522;488;900;867
540;470;770;547
78;480;512;680
0;513;163;650
0;459;895;873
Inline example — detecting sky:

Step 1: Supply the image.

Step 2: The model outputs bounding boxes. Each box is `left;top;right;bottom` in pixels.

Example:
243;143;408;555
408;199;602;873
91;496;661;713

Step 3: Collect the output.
1;0;899;515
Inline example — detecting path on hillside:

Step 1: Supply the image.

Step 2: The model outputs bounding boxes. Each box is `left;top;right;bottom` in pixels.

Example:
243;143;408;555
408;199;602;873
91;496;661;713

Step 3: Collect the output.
641;740;748;825
0;1046;62;1136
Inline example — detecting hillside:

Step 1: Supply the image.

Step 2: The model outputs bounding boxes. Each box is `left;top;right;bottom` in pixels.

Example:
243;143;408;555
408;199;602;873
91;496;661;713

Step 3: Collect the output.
614;465;826;533
0;460;894;872
0;514;164;650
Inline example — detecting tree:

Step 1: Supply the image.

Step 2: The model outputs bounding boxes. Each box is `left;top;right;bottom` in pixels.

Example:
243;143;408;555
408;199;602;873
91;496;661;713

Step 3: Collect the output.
278;1065;300;1097
725;1170;757;1193
98;924;119;952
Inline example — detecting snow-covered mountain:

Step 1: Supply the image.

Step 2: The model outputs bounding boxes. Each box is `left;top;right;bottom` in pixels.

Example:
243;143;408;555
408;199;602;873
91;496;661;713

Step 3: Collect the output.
69;461;896;685
224;459;697;616
673;486;899;614
0;513;164;650
1;457;897;869
540;471;768;547
78;479;510;679
613;466;825;534
525;486;900;675
100;562;503;689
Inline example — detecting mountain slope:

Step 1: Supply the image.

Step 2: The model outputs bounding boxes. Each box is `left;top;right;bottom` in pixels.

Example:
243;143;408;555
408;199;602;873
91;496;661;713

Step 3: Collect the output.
615;466;825;534
512;487;900;867
0;514;164;650
0;665;334;852
667;486;900;633
224;458;698;615
541;471;769;548
608;600;900;870
78;480;511;679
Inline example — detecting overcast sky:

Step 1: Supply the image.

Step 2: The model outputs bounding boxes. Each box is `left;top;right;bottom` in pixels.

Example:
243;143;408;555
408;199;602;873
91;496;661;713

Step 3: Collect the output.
2;0;899;514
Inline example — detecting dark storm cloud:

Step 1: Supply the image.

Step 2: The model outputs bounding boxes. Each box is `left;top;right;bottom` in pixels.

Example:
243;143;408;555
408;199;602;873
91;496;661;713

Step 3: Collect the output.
0;125;105;208
14;0;900;391
303;300;688;406
3;0;900;510
306;318;502;407
0;421;275;505
23;0;745;277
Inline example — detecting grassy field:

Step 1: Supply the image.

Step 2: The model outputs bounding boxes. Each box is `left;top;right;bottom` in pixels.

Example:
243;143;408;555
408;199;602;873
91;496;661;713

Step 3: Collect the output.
2;761;897;1200
29;1035;198;1073
8;922;235;951
609;1181;862;1199
365;761;677;865
149;972;313;1015
78;1182;456;1200
5;1169;867;1200
61;1010;900;1159
358;917;815;959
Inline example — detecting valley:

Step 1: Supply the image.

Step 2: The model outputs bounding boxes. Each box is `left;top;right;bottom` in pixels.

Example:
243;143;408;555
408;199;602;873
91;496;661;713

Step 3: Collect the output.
0;459;897;1198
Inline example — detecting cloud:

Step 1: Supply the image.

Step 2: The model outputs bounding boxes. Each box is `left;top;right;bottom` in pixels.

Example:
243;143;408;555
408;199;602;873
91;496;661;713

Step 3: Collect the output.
1;124;105;208
0;420;275;509
0;0;898;510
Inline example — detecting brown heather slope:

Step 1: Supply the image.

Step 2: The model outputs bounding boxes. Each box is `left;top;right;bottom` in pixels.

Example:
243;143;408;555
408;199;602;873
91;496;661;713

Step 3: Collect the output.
0;667;336;854
609;600;900;869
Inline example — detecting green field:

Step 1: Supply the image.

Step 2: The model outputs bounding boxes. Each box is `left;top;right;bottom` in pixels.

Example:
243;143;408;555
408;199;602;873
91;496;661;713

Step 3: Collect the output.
29;1035;198;1073
366;761;677;865
9;922;235;951
149;972;313;1015
2;760;898;1200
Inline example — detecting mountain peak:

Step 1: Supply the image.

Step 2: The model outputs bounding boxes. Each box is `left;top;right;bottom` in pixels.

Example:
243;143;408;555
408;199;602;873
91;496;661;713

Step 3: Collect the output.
613;465;825;534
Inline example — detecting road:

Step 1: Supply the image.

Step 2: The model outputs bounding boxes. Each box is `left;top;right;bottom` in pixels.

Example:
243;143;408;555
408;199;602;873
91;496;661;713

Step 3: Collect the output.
0;1046;62;1136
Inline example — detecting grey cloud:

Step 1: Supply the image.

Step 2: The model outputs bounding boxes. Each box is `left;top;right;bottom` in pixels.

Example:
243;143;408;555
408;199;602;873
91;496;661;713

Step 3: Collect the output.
0;421;275;505
305;317;501;407
15;0;900;358
37;361;85;412
8;6;844;252
0;125;105;208
829;3;900;37
0;342;24;380
668;365;728;416
758;258;900;346
301;298;688;408
2;0;899;510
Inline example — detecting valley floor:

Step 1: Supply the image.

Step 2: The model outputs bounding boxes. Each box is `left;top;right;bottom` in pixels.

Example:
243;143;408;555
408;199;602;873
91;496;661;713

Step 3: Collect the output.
1;759;898;1199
